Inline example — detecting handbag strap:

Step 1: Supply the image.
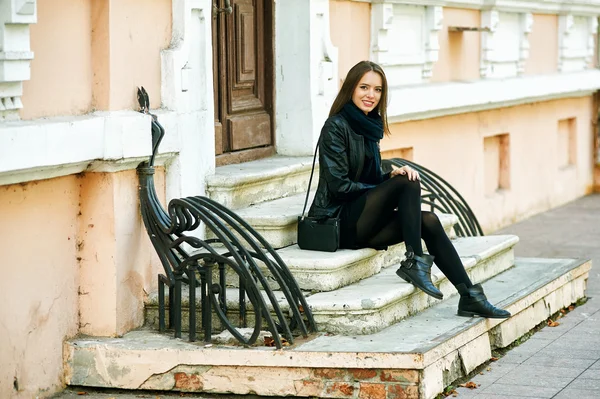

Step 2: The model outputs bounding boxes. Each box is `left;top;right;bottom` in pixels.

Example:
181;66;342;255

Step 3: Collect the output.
300;140;320;220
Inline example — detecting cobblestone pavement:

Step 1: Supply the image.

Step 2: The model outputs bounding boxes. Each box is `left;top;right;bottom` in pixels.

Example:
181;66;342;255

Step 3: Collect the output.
53;194;600;399
453;193;600;399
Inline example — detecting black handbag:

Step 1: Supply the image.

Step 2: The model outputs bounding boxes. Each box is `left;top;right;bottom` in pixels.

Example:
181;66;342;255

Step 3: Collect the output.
297;140;340;252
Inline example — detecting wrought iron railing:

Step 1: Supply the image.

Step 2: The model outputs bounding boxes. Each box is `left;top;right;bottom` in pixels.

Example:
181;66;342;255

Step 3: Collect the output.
136;87;316;348
383;158;484;237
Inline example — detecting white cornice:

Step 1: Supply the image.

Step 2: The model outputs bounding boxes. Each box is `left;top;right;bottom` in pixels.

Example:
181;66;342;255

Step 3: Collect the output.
2;71;600;186
364;0;600;15
0;110;181;186
387;69;600;123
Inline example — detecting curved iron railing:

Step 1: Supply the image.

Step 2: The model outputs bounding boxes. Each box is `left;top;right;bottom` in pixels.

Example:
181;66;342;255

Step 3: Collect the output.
136;87;316;348
382;158;484;237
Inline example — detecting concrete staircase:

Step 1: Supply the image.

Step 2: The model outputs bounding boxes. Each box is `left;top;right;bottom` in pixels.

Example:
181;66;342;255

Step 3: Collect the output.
65;156;592;399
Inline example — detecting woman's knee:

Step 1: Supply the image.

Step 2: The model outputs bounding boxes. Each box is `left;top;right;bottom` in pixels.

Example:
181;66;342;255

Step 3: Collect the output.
421;211;443;233
389;173;421;193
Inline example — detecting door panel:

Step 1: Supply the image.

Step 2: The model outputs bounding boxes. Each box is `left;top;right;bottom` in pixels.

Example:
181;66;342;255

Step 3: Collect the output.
229;113;271;150
213;0;273;165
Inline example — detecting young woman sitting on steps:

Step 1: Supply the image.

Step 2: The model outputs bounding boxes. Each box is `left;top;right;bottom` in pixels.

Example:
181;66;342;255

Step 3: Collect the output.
307;60;510;319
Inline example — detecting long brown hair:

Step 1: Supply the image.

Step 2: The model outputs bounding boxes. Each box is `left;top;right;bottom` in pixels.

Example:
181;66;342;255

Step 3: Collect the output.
329;60;390;135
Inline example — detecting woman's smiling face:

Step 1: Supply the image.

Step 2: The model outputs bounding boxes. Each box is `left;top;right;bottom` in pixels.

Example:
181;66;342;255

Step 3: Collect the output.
351;71;383;115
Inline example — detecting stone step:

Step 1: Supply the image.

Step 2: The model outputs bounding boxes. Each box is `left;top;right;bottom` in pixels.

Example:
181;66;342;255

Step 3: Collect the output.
202;210;457;291
216;189;458;249
144;235;519;334
206;156;315;210
65;257;591;399
306;234;519;334
275;212;459;292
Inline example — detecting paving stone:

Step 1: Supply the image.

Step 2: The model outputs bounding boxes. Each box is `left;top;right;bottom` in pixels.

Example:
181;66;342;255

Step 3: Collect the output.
499;364;581;382
579;369;600;379
566;378;600;390
505;337;553;353
553;388;600;399
495;351;534;364
469;395;547;399
532;347;600;361
544;338;600;351
520;354;597;370
591;360;600;370
528;329;566;341
478;382;561;398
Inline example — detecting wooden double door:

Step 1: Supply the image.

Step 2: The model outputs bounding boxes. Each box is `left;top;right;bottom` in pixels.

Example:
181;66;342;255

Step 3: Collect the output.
212;0;274;166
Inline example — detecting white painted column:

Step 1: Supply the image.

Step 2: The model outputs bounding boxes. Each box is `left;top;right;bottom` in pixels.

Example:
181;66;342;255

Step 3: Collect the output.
0;0;36;121
161;0;215;200
275;0;338;156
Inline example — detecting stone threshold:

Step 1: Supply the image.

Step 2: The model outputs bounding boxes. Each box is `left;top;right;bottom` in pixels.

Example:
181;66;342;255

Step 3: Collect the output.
66;257;590;398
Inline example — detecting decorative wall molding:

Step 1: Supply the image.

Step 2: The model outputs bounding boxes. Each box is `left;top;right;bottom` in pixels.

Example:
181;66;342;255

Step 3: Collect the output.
0;0;36;121
363;0;600;16
387;69;600;123
480;10;533;78
371;3;443;85
3;70;600;186
517;12;534;74
423;6;443;78
480;9;500;78
558;14;598;72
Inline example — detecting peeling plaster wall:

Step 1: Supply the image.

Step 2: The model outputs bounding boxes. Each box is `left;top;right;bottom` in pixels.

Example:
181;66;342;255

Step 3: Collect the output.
0;168;166;397
382;96;595;232
0;176;80;398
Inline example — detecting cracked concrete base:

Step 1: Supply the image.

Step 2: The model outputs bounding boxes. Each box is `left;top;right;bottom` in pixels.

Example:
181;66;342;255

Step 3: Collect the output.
66;257;590;399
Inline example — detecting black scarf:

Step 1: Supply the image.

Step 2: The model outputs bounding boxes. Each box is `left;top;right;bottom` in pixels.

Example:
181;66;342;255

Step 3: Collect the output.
340;101;384;179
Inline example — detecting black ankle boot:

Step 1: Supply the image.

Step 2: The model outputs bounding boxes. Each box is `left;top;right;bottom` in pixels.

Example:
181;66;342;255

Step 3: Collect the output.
396;250;443;300
456;283;511;319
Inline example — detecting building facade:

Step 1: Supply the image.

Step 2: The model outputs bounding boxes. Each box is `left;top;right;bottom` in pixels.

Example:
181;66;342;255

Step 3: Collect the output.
1;0;600;397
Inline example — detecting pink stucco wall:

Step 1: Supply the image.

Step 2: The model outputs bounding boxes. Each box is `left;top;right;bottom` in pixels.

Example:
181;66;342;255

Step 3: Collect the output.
0;176;80;398
382;96;595;232
21;0;172;119
94;0;172;111
329;0;371;87
78;170;164;337
21;0;93;119
0;168;166;397
524;14;559;75
431;8;481;83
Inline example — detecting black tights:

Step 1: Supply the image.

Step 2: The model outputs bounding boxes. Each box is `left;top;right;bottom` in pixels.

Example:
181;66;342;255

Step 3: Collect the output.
350;175;472;288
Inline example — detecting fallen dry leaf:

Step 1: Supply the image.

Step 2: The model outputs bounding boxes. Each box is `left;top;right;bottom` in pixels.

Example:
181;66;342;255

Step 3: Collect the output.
547;319;560;327
490;357;499;361
568;305;575;311
264;336;289;347
479;372;484;375
444;388;457;397
459;381;478;389
77;393;88;396
560;309;567;314
487;367;492;371
298;305;304;312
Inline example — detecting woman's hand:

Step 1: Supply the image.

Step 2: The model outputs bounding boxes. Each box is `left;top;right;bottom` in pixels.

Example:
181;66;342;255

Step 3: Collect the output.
390;165;420;181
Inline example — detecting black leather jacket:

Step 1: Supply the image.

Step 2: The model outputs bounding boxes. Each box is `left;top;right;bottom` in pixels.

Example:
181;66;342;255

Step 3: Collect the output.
308;114;388;219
